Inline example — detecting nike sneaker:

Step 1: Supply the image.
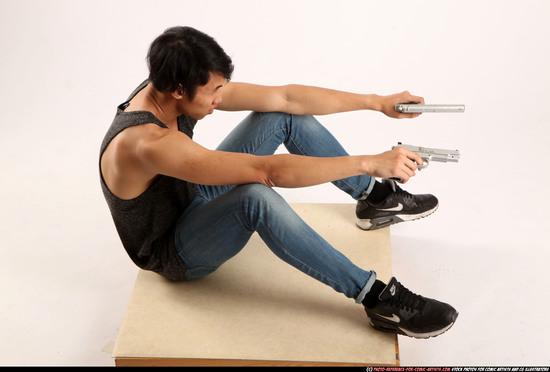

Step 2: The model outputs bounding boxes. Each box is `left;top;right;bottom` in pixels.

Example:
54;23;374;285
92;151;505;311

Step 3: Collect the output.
363;277;458;339
356;179;438;230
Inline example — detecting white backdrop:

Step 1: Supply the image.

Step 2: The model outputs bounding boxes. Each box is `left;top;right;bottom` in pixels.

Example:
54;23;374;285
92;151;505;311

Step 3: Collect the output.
1;0;549;366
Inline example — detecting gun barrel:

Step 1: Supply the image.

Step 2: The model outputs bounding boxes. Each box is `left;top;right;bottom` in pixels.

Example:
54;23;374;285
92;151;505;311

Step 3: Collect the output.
428;153;460;163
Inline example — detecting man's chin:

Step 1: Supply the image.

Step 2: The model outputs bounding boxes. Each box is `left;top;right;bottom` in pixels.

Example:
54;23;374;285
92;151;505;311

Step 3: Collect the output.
187;113;205;121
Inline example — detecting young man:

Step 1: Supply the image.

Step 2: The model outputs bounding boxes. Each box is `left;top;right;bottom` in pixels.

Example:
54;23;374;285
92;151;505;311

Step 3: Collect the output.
100;26;457;338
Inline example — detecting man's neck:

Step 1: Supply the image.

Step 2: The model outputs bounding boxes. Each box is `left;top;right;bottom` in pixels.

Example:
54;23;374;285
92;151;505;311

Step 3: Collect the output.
140;84;182;129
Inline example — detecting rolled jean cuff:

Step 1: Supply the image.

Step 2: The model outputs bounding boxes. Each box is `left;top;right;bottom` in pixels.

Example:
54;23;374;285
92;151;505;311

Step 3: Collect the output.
358;177;376;200
355;270;377;304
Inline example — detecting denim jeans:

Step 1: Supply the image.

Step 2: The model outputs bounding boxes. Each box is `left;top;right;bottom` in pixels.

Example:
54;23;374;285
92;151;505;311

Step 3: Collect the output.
174;112;377;303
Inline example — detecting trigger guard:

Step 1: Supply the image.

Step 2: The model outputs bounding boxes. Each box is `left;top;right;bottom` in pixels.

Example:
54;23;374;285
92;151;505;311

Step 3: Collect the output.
418;158;429;169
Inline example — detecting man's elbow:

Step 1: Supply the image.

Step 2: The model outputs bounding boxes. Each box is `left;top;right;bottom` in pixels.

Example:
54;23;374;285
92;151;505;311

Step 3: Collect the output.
253;164;279;188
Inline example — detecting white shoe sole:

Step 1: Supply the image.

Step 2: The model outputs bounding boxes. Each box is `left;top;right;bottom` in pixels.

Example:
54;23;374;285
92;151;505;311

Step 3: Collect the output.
356;204;438;230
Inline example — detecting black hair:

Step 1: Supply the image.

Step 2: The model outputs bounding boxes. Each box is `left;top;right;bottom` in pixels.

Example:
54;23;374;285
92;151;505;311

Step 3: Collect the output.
147;26;234;100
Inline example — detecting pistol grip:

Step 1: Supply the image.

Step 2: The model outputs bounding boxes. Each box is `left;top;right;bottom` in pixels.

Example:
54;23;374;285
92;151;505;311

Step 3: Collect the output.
389;156;429;183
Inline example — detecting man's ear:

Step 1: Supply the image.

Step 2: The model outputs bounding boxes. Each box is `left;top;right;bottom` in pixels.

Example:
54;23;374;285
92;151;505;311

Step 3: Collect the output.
171;84;185;99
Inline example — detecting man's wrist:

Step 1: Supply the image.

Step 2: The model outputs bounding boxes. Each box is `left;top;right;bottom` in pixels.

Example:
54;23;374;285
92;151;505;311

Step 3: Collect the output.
359;155;375;176
364;94;383;112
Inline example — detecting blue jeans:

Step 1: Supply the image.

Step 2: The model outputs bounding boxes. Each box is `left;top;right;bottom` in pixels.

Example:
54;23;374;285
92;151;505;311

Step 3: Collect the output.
174;112;377;303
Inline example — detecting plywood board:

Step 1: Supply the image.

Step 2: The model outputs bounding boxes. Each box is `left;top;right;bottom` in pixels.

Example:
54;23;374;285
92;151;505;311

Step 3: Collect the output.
113;203;397;366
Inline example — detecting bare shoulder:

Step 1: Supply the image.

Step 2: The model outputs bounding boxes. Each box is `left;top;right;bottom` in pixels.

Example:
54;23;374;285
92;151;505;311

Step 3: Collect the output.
101;123;177;200
121;122;170;145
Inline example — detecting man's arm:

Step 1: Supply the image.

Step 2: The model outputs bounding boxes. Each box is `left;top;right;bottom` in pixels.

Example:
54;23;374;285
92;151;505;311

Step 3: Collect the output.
217;82;425;118
135;124;422;188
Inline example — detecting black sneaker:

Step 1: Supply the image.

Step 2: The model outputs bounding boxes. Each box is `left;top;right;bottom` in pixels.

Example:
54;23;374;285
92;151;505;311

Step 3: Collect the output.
363;277;458;339
356;179;438;230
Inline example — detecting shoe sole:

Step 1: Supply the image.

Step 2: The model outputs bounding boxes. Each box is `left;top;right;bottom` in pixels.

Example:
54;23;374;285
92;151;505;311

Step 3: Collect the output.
368;311;458;339
356;204;439;231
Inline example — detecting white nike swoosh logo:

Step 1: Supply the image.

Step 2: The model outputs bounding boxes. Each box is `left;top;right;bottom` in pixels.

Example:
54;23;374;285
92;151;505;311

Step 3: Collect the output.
377;314;400;323
379;203;403;212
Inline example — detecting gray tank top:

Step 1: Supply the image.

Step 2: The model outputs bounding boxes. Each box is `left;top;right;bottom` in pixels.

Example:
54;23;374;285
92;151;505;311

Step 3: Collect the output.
99;80;197;281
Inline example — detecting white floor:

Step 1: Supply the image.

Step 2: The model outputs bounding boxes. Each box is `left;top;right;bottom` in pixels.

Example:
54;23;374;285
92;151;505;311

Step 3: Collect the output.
1;0;549;366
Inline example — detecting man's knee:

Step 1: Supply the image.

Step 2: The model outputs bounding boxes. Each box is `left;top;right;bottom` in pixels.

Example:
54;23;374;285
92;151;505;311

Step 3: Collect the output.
255;112;316;126
249;111;292;126
237;183;281;203
234;184;296;230
235;184;290;214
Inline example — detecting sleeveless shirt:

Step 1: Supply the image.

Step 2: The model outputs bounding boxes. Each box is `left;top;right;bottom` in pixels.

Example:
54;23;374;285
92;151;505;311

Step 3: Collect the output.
99;80;197;281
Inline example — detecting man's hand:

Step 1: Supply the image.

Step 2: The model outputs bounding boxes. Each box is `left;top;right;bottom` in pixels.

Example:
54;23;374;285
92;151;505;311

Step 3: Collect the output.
378;91;425;119
364;147;424;183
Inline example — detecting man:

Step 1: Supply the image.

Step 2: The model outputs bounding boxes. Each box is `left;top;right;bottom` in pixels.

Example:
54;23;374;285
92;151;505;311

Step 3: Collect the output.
100;26;457;339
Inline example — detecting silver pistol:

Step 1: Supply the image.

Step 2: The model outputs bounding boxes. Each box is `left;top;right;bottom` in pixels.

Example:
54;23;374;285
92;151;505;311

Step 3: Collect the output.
391;142;460;182
392;142;460;169
394;103;465;113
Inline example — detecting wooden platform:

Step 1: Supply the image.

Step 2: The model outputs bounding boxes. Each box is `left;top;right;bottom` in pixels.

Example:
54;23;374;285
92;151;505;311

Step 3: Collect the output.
113;203;398;366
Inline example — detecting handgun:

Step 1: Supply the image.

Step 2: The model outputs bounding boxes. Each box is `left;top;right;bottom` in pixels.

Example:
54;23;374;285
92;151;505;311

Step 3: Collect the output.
394;103;465;113
391;142;460;181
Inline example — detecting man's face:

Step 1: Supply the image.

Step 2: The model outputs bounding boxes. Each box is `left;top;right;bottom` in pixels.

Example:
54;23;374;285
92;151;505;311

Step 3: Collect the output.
180;72;227;120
